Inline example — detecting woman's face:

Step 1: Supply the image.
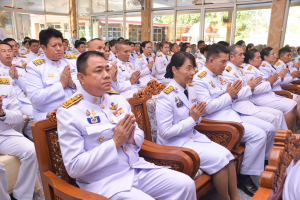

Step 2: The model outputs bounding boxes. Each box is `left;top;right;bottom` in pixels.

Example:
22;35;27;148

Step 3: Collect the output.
142;43;152;56
241;42;246;53
104;46;110;60
185;47;192;55
249;52;262;67
264;49;276;63
173;58;196;85
161;44;170;55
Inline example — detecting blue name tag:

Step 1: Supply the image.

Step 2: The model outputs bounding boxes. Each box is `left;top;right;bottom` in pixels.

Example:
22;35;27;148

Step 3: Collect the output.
87;116;101;124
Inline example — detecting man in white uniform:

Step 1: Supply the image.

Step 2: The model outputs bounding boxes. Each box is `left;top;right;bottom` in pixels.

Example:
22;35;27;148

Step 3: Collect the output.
26;28;80;121
193;44;267;196
3;38;28;69
0;75;38;200
57;51;197;200
26;39;41;63
170;43;180;56
129;42;137;65
194;40;206;58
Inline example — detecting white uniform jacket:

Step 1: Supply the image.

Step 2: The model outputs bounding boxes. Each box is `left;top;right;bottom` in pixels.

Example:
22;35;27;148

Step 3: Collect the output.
0;78;23;142
293;55;300;64
195;56;206;71
111;59;138;98
259;61;286;91
19;47;29;55
194;49;203;58
26;54;80;121
57;87;161;198
193;66;242;123
12;55;28;67
108;51;117;63
26;50;40;63
221;62;260;115
129;53;137;65
154;53;172;80
134;53;156;87
156;79;211;147
274;59;298;82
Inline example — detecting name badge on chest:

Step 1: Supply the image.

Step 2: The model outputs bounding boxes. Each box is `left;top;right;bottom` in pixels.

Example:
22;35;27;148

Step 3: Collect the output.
175;97;183;108
87;116;101;124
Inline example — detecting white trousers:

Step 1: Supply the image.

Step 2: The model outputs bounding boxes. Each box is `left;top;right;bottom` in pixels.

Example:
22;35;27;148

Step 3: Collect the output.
0;135;38;200
241;115;276;160
255;97;296;115
256;106;288;130
0;163;10;200
239;122;266;176
110;168;197;200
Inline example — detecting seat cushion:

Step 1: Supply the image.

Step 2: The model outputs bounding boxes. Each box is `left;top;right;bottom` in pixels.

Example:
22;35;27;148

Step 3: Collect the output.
146;96;159;143
0;155;21;194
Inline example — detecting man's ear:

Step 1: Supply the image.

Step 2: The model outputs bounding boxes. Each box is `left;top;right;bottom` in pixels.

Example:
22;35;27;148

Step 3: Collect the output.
40;45;46;52
77;72;85;84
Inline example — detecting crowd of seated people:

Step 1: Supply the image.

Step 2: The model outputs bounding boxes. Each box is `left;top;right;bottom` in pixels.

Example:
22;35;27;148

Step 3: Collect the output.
1;28;300;200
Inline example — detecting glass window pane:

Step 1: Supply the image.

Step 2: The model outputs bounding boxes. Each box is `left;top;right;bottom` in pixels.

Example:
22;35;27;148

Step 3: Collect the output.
126;0;142;10
205;7;233;44
46;0;69;13
235;3;272;46
284;0;300;47
21;14;31;38
92;16;106;40
46;15;70;39
176;10;200;44
107;15;123;41
204;0;234;4
153;0;174;8
153;10;174;42
126;12;141;42
0;0;13;9
78;0;91;14
177;0;202;7
92;0;105;13
108;0;123;11
79;16;91;41
18;14;45;40
17;14;25;40
0;11;15;39
15;0;44;11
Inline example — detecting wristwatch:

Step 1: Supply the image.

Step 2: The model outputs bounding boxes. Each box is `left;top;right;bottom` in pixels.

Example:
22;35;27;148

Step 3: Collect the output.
0;110;6;117
69;81;76;89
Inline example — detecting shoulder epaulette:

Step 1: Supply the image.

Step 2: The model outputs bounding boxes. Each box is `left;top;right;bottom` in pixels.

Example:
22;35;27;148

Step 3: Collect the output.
64;54;77;59
19;55;27;58
149;55;152;57
33;59;46;66
276;62;280;66
197;57;202;59
226;66;232;72
61;94;83;109
198;71;207;78
187;83;194;86
247;66;252;71
15;65;25;69
107;90;120;95
196;51;199;53
111;61;117;65
137;55;143;59
0;78;10;85
238;65;243;69
158;54;162;57
298;58;300;61
168;54;172;56
262;63;266;67
163;86;174;94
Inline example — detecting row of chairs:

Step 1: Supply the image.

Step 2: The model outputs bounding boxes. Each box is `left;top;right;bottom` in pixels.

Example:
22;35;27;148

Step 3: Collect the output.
31;80;299;200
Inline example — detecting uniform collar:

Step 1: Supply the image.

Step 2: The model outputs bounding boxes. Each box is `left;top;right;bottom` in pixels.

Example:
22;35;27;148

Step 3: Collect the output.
170;79;186;92
202;66;218;78
117;58;128;65
43;54;62;65
78;86;105;105
227;61;238;69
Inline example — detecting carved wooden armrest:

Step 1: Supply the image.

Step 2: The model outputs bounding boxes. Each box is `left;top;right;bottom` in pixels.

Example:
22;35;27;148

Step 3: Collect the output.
140;141;196;178
281;84;300;95
274;91;293;99
142;140;200;179
291;80;300;85
43;171;109;199
251;188;272;200
231;145;245;155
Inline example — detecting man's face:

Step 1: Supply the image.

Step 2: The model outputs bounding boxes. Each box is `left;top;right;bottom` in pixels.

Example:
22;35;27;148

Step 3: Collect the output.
41;37;63;61
198;42;205;49
231;47;245;66
0;44;13;64
30;42;39;53
211;52;229;75
77;44;86;53
130;44;135;53
88;40;105;53
24;42;30;49
63;42;68;51
7;40;19;57
172;44;179;53
116;45;130;62
79;56;112;96
64;40;69;46
134;44;140;52
280;52;292;63
73;31;77;37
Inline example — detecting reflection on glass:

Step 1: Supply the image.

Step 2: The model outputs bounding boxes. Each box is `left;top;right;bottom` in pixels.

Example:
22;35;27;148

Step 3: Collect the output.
92;0;106;13
126;0;141;10
92;16;106;41
204;0;234;4
284;1;300;47
0;11;15;39
0;0;13;8
153;10;174;42
15;0;44;11
46;15;70;39
79;17;91;41
78;0;91;14
177;0;202;7
235;3;271;46
108;15;123;40
205;7;233;44
126;12;141;42
176;10;200;44
46;0;69;13
108;0;123;11
152;0;174;8
18;14;45;40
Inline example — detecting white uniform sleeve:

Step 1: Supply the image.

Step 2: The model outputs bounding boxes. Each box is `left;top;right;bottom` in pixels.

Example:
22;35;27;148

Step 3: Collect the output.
2;87;23;124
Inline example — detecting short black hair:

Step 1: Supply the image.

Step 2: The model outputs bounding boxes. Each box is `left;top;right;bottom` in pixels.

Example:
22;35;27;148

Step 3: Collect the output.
23;40;29;45
235;40;245;46
75;41;86;49
140;41;151;54
63;38;69;42
200;45;211;55
117;37;124;41
29;39;39;46
73;30;77;33
181;42;190;49
180;45;191;52
165;51;196;79
24;37;31;40
206;43;230;63
115;41;130;51
109;40;118;48
197;40;205;46
246;43;254;52
279;47;292;58
77;51;106;75
261;47;273;61
80;37;87;42
128;42;134;46
0;42;13;49
297;47;300;52
39;28;63;47
217;41;229;48
3;38;16;43
244;49;259;64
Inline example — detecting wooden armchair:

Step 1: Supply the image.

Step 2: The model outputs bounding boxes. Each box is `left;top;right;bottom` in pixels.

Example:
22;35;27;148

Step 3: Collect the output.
252;129;300;200
31;110;198;200
274;91;293;99
127;80;243;199
281;85;300;95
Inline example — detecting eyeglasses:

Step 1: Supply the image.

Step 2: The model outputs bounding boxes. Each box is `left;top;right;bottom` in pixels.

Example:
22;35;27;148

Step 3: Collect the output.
271;53;276;56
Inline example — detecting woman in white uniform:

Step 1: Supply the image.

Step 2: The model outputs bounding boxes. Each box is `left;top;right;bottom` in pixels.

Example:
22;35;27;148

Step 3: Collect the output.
155;41;172;84
156;51;240;200
243;49;297;132
195;45;210;71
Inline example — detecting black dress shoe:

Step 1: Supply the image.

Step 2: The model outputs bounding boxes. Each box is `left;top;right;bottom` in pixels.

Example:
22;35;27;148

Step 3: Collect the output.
10;194;17;200
237;174;258;196
265;160;269;166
